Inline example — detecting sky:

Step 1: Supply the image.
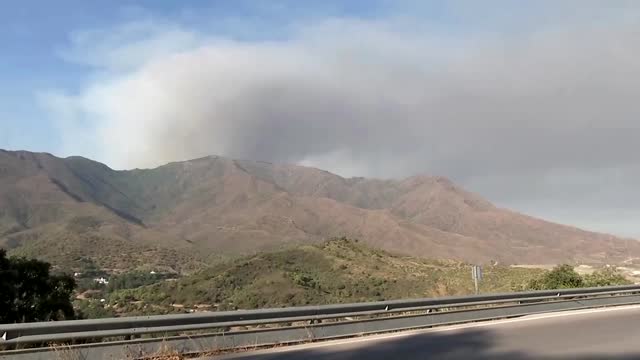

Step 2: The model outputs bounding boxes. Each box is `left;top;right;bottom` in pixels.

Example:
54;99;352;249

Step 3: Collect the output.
2;0;640;236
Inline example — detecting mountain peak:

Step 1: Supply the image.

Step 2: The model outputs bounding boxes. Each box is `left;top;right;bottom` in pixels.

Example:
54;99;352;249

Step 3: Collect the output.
2;149;640;269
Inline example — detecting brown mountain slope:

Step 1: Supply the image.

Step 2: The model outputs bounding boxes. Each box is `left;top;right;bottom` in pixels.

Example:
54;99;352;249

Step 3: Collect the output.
0;150;202;272
1;149;638;268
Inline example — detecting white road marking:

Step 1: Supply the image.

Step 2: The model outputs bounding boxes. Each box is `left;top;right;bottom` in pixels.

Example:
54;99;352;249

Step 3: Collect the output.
208;304;640;359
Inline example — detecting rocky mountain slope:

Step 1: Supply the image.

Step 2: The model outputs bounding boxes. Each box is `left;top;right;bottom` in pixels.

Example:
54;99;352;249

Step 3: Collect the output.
1;149;638;270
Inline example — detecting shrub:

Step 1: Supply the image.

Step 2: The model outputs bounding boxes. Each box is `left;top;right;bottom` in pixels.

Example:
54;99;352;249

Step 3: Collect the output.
526;264;584;290
583;267;631;287
524;264;631;291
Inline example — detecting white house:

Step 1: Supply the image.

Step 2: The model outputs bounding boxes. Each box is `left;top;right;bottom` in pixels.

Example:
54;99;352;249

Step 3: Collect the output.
94;277;109;285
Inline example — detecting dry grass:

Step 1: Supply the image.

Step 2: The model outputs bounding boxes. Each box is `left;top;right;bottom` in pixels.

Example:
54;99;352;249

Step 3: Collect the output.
145;351;184;360
136;342;185;360
49;343;82;360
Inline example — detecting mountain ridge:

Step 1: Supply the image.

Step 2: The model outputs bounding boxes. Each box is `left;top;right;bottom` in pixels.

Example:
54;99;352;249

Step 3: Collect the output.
1;149;639;271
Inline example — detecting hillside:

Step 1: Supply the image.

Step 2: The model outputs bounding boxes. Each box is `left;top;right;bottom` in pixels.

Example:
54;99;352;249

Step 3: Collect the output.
2;149;640;271
105;238;544;314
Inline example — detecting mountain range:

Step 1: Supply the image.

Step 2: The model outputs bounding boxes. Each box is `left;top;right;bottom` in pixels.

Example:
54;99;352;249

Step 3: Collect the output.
1;149;638;272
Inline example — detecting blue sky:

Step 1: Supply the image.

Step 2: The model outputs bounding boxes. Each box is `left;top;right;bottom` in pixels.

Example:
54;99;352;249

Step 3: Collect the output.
0;0;400;153
3;1;640;235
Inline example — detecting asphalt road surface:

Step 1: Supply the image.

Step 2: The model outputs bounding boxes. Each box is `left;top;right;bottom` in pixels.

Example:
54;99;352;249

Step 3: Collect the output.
212;305;640;360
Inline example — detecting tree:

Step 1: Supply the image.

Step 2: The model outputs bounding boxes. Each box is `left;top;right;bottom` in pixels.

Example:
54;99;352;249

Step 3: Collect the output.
0;249;76;323
107;271;163;292
526;264;584;290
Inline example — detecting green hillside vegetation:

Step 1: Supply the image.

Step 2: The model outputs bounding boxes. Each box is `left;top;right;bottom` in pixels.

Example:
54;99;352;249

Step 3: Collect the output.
107;271;177;291
106;238;545;314
521;264;631;290
6;218;206;274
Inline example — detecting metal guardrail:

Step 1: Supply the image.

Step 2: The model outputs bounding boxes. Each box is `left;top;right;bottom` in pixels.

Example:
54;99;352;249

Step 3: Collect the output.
2;284;640;359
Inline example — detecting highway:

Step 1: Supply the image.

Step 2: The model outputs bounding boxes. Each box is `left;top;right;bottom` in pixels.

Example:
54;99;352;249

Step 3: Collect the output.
211;305;640;360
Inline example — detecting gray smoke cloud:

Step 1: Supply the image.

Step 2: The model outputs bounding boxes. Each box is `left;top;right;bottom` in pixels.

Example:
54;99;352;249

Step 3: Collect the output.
43;5;640;236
